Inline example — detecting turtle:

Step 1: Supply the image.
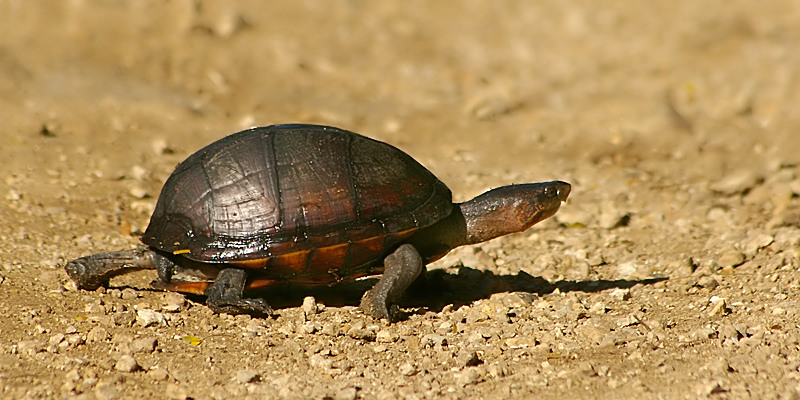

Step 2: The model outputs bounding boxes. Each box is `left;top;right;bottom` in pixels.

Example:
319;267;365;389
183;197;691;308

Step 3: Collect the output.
65;124;570;320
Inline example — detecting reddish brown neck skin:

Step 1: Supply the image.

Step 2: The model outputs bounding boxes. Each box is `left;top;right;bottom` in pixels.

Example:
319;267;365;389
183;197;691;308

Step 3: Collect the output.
411;181;570;263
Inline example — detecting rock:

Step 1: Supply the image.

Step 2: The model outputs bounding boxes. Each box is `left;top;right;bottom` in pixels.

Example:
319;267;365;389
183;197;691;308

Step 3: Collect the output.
697;276;719;290
148;367;170;381
717;250;745;268
302;296;319;315
399;362;417;376
504;337;538;349
420;334;447;348
334;387;358;400
113;310;137;327
376;329;399;343
114;355;140;372
459;351;483;367
136;309;167;327
454;368;482;387
130;337;157;353
709;170;760;195
162;293;186;312
609;288;631;301
120;288;139;300
232;369;260;384
165;384;188;400
94;381;120;400
743;231;774;257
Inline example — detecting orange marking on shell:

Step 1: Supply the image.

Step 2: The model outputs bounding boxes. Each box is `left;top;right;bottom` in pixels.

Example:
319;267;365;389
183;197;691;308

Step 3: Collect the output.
245;278;282;290
307;243;349;274
158;281;210;295
268;249;312;273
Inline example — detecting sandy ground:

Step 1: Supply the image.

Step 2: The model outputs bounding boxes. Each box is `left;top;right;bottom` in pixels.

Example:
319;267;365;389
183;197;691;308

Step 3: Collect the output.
2;1;800;399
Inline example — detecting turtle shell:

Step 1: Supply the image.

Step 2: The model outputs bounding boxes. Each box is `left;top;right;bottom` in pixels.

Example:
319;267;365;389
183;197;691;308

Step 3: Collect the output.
142;124;453;284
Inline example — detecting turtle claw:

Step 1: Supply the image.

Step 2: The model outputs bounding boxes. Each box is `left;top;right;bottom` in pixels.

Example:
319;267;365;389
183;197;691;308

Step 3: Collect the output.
359;291;400;321
205;268;273;317
207;297;273;317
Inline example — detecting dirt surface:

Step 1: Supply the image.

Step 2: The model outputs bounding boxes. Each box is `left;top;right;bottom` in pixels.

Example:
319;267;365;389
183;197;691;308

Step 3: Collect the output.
2;2;800;399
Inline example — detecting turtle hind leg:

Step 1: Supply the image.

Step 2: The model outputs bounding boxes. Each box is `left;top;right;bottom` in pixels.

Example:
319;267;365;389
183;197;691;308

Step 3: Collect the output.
360;244;424;321
205;268;273;317
65;247;167;290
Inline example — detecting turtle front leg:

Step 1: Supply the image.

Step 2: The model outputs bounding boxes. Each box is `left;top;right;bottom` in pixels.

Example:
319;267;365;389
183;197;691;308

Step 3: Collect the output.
65;247;171;290
360;244;424;321
205;268;273;317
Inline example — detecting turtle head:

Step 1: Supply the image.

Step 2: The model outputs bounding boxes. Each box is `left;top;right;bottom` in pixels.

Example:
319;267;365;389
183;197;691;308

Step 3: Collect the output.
460;181;570;245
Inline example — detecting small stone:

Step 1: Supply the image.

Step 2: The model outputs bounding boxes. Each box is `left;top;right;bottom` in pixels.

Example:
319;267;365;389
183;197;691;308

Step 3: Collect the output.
86;326;110;343
376;329;399;343
130;337;157;353
609;288;631;301
334;387;358;400
308;354;334;369
115;355;140;372
710;170;760;195
300;322;318;334
120;288;139;300
697;276;719;290
148;367;170;381
420;334;447;348
459;351;483;367
615;262;638;278
718;250;745;268
162;293;185;312
707;297;729;316
399;362;417;376
232;369;260;384
113;310;137;327
744;231;774;257
165;383;188;400
136;309;167;327
94;381;120;400
302;296;319;315
455;368;482;387
504;337;538;349
16;340;42;355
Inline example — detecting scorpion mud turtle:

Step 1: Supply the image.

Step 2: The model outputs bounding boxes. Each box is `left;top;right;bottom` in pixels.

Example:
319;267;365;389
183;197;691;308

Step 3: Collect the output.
66;124;570;320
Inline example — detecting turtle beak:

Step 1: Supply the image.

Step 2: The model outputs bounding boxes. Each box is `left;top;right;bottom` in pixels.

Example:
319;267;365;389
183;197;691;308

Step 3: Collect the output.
553;181;571;203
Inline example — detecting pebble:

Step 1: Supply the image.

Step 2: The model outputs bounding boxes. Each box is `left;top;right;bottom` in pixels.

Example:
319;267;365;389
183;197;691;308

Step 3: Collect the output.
16;340;43;355
744;231;774;257
696;276;719;290
609;288;631;301
165;384;188;400
113;310;137;327
376;329;399;343
162;293;185;312
120;288;139;300
399;362;417;376
130;337;157;353
707;297;729;317
137;309;167;327
148;367;170;381
232;369;260;384
718;250;745;268
709;170;760;195
302;296;319;315
115;355;140;372
454;368;482;387
504;337;538;349
94;381;120;400
420;334;447;348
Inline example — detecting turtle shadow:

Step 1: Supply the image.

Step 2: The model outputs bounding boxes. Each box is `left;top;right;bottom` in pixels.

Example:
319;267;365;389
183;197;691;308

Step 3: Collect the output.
243;266;667;314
